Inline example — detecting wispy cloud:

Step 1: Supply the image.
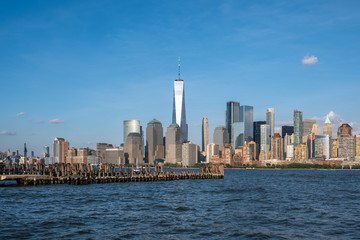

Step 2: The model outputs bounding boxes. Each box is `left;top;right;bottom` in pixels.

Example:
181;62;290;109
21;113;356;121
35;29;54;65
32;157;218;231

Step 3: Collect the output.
0;130;16;135
302;55;318;65
36;120;44;124
16;112;26;117
49;118;64;124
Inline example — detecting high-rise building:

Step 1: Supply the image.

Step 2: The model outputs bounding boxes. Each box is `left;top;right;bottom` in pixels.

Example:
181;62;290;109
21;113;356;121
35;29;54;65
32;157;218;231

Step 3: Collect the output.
213;126;229;149
253;121;266;160
338;136;355;161
271;133;284;160
146;119;164;165
315;135;330;159
356;136;360;157
182;142;199;167
43;146;50;158
323;115;332;137
53;137;69;164
295;144;308;161
105;147;124;165
303;119;316;137
226;101;240;149
284;133;294;157
294;110;303;146
248;141;256;161
202;117;209;153
206;143;220;163
165;123;183;164
172;60;188;142
306;133;315;159
123;120;141;143
236;105;253;147
330;138;338;158
260;124;270;153
266;108;275;137
24;143;27;158
124;133;144;165
286;145;294;160
96;143;113;164
222;145;234;166
337;123;352;137
282;126;294;138
312;123;320;136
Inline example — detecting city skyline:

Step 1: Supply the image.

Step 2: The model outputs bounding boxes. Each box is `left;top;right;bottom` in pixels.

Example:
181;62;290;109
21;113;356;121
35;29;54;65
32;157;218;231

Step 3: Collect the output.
1;1;360;155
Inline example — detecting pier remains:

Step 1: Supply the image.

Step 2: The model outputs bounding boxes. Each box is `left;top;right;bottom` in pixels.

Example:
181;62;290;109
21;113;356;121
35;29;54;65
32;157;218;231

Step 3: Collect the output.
0;163;224;186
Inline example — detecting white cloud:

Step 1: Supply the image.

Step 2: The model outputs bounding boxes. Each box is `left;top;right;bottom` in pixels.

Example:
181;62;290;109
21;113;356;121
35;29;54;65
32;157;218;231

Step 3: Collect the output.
327;111;340;121
302;55;318;65
311;111;340;122
16;112;26;117
0;130;16;135
49;118;64;124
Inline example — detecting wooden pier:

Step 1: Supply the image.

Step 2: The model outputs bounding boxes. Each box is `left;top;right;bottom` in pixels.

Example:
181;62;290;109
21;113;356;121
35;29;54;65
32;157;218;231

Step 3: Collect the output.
0;163;224;186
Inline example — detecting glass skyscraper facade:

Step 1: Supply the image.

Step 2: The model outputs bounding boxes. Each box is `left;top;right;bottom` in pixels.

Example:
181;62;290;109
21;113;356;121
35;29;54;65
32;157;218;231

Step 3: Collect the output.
226;101;240;149
266;108;275;137
294;110;303;146
253;121;266;159
260;124;270;153
123;120;141;143
315;135;330;159
236;105;254;147
172;79;188;142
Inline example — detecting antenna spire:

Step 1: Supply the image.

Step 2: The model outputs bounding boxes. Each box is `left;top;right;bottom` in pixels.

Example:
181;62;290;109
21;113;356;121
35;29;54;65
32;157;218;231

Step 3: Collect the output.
178;56;180;80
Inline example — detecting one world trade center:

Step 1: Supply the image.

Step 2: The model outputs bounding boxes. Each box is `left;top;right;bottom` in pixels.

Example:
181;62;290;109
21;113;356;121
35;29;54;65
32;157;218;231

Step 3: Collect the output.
172;58;188;142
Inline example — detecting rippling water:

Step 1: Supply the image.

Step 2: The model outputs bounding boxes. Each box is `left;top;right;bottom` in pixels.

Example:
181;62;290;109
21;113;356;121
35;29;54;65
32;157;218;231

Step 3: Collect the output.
1;169;360;239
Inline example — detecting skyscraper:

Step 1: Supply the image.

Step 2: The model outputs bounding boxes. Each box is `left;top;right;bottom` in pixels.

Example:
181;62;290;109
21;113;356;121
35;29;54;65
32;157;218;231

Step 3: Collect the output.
312;123;320;135
338;136;355;161
96;143;114;164
271;133;284;160
226;101;240;149
237;105;253;147
146;119;164;165
165;123;183;164
323;115;332;137
53;137;69;163
266;108;275;137
123;120;141;143
303;119;316;137
182;142;199;167
43;146;50;158
337;123;352;137
260;124;270;153
172;59;188;142
202;117;209;153
294;110;303;146
315;135;330;159
24;143;27;158
282;126;294;138
213;126;229;149
124;133;144;165
206;143;220;163
253;121;266;160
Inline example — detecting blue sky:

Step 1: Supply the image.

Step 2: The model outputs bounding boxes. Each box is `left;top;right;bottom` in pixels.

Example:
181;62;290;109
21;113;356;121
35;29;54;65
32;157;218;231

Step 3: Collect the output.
1;0;360;155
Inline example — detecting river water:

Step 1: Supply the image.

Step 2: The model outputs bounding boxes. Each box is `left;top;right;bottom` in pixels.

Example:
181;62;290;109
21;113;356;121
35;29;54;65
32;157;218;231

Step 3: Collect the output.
1;169;359;239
